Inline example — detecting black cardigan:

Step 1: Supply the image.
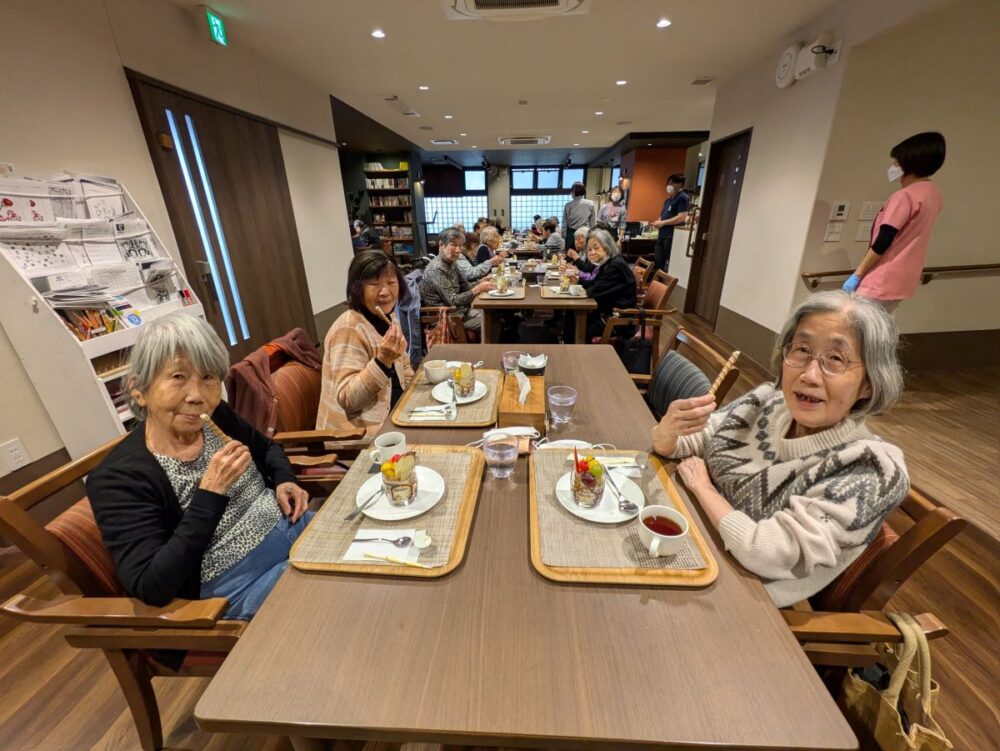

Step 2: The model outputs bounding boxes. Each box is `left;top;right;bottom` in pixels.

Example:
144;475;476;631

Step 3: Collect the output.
582;255;637;319
87;400;296;608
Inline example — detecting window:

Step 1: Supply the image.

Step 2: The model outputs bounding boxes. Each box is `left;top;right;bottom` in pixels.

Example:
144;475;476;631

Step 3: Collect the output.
536;169;559;189
424;195;488;234
610;166;621;189
562;168;585;188
511;169;534;190
464;169;486;192
510;194;571;232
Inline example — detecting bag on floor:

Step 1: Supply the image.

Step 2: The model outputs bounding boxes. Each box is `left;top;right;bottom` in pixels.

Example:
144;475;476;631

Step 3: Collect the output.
839;612;953;750
616;309;651;374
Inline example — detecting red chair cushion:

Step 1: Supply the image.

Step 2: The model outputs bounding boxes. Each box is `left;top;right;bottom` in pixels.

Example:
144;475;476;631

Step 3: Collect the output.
45;499;123;596
643;280;668;310
272;361;322;433
812;522;900;611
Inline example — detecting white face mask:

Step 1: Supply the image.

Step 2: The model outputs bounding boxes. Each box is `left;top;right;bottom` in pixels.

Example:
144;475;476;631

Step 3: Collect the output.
666;185;676;195
887;164;904;183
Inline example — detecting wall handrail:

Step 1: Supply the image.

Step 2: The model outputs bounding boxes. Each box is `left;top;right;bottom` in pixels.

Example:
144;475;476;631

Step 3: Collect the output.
801;263;1000;290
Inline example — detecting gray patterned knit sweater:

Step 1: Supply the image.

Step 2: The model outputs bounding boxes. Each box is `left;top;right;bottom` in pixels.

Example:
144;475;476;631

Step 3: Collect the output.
673;384;908;607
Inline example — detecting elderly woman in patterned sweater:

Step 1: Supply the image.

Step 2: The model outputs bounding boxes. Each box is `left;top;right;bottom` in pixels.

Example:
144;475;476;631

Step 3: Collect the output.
651;291;908;607
317;250;415;437
87;313;312;618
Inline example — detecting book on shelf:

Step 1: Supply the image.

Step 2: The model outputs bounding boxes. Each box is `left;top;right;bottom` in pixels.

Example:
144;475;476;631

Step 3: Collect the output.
365;177;409;189
369;196;411;208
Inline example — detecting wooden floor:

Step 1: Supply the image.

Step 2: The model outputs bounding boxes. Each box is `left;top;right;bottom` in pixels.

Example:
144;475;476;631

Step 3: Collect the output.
1;322;997;751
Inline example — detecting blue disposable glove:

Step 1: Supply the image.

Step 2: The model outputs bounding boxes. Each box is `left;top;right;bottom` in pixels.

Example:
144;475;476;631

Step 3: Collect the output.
842;273;861;292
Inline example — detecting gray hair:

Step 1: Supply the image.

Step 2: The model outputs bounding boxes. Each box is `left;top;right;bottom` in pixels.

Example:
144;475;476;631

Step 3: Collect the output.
587;227;621;259
773;291;903;418
438;226;465;248
479;226;500;246
574;226;590;240
126;313;229;419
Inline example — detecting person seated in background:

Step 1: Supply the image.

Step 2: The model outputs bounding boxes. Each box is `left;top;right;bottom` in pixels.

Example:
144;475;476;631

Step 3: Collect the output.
564;228;636;339
457;230;501;281
351;221;367;250
652;291;908;607
420;226;495;331
317;251;414;438
476;226;505;263
541;218;565;252
531;214;543;236
87;313;311;618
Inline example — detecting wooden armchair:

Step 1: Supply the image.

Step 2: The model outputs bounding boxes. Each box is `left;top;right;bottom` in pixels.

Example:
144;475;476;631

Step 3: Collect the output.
779;487;965;672
639;327;742;408
633;257;654;294
649;270;679;313
0;439;243;751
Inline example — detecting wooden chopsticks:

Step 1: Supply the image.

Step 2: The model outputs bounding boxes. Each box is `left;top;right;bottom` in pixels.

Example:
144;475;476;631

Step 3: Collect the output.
708;351;741;398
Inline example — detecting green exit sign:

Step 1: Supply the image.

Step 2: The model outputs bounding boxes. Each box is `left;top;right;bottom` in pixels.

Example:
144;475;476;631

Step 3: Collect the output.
204;7;227;46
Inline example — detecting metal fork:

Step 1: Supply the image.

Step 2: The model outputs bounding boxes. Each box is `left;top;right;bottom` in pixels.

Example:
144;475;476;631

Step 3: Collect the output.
602;465;639;514
344;488;382;521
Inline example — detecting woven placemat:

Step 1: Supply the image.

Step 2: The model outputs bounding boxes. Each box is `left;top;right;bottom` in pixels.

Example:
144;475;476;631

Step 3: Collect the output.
290;446;483;577
391;368;502;427
539;286;587;300
478;287;526;300
532;449;707;571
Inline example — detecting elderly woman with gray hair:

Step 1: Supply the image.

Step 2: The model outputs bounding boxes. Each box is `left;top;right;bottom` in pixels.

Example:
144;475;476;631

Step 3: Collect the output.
564;227;637;339
87;313;311;618
652;291;908;607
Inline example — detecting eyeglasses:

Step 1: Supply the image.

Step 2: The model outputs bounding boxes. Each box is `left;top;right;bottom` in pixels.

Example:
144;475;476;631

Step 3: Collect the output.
782;343;862;377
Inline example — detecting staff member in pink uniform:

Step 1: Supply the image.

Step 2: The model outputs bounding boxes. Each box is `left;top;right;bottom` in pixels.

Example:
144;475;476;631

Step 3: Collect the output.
843;132;946;313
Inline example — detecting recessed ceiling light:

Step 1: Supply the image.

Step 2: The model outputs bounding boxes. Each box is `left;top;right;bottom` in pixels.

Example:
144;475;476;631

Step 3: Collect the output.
573;143;580;146
656;18;671;28
616;80;627;86
371;28;386;38
594;111;604;116
647;143;653;146
471;145;478;149
581;130;589;134
444;114;453;119
418;85;429;91
340;142;347;146
460;132;467;136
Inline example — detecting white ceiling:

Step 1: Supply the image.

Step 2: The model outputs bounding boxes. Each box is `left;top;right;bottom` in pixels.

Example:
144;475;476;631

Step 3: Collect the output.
176;0;840;152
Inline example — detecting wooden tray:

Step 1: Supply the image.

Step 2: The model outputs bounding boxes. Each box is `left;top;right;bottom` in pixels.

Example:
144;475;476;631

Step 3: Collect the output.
528;454;719;587
479;287;526;300
290;445;484;578
539;285;586;299
391;368;502;427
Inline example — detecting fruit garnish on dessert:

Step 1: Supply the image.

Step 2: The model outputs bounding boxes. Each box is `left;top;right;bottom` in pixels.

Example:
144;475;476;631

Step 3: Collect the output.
380;451;415;482
571;448;605;507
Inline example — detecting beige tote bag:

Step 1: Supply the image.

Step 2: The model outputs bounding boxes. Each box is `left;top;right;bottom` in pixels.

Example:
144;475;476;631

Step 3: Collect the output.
840;612;952;750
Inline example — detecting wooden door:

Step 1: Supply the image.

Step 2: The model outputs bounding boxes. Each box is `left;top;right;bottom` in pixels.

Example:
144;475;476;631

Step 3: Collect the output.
686;130;751;326
128;75;316;361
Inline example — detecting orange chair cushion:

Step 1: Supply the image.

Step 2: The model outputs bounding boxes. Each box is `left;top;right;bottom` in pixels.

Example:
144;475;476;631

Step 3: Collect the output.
272;361;322;433
812;522;900;611
642;281;668;310
45;499;123;597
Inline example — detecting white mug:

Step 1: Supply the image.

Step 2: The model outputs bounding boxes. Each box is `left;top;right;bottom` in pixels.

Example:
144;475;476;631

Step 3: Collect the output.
637;505;689;557
569;284;584;296
369;431;406;464
423;359;449;384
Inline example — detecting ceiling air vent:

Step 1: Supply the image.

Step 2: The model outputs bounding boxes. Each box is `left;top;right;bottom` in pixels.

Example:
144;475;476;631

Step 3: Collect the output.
690;76;717;86
442;0;592;22
498;135;551;146
383;95;420;117
430;139;459;146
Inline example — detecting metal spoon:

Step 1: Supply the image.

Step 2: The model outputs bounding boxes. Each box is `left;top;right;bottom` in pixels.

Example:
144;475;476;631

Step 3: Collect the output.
354;535;412;548
602;466;639;515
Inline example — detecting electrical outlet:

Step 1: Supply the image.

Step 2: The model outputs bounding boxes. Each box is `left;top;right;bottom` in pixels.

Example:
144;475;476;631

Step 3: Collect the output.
1;439;30;471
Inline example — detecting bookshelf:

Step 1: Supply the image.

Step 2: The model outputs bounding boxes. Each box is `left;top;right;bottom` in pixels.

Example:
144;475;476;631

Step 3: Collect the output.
363;160;417;255
0;173;203;459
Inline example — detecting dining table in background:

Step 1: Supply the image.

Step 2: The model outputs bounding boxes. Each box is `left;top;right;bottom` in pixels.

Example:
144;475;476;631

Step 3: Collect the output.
195;344;858;751
472;284;597;344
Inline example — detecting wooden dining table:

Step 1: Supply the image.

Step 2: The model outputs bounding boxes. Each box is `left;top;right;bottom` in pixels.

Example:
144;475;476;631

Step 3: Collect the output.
195;344;858;751
472;284;597;344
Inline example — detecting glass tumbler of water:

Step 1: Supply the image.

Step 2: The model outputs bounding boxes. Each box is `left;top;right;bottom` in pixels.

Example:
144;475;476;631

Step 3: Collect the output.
483;432;518;479
547;386;578;424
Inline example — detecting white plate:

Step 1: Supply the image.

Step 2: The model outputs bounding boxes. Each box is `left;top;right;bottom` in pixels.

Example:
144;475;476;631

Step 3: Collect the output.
431;379;488;405
487;289;515;297
354;466;446;521
538;439;593;449
555;471;644;524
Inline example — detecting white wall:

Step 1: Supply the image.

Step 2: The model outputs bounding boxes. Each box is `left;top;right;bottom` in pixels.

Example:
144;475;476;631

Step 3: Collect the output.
799;0;999;333
279;131;352;315
0;0;350;472
488;167;511;227
707;0;949;335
